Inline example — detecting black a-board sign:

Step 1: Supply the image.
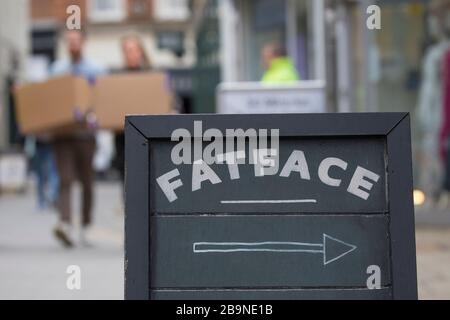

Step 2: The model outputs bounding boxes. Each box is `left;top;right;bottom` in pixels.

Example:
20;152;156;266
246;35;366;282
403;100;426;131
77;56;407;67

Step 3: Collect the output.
125;113;417;300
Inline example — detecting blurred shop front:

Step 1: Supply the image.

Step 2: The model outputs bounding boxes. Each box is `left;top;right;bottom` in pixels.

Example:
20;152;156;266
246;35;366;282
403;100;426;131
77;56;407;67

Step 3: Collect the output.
331;0;449;198
218;0;449;196
220;0;326;83
218;0;438;113
218;0;328;114
371;1;428;192
217;0;364;113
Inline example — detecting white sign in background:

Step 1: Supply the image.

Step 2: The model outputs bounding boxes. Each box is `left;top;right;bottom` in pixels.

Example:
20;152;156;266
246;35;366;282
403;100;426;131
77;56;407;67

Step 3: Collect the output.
217;81;326;114
0;154;27;191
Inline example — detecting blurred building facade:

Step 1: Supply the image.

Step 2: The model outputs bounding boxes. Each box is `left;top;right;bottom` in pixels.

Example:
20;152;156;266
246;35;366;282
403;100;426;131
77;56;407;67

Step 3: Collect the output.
0;0;29;149
0;0;210;148
217;0;448;193
1;0;449;195
29;0;196;70
217;0;440;113
219;0;325;83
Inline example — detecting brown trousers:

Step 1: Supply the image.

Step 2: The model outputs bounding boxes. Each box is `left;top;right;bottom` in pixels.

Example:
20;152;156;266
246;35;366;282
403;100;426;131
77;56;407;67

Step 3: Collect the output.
53;137;96;227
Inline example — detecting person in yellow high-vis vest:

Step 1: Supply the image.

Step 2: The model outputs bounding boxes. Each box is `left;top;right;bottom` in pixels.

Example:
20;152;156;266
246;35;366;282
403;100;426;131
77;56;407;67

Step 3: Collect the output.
261;42;300;83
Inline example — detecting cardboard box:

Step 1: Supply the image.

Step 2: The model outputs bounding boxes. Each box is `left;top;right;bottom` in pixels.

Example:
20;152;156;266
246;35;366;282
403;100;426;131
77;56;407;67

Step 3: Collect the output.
93;72;172;130
15;72;172;134
15;75;92;135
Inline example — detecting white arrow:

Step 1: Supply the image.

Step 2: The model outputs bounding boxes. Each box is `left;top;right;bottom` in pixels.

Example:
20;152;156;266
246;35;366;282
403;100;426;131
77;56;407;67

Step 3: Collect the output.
193;234;357;265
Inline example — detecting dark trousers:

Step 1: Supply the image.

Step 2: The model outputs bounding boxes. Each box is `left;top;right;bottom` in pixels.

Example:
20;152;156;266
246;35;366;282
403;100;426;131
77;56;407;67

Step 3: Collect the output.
34;142;59;209
114;132;125;188
53;137;96;227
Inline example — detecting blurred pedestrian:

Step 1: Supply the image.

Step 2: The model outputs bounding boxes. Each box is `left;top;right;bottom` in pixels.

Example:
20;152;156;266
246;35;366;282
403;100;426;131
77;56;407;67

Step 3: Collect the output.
8;58;59;211
50;29;106;248
113;34;151;193
33;139;59;210
260;42;300;83
417;0;450;207
440;48;450;202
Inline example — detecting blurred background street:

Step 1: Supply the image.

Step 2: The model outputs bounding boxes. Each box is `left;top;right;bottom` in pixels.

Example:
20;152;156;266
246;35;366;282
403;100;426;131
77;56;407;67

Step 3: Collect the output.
0;182;123;299
1;0;450;300
416;226;450;299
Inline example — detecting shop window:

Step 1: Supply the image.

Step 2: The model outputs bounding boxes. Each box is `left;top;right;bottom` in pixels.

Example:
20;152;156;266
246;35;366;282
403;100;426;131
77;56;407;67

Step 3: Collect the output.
89;0;126;23
153;0;190;21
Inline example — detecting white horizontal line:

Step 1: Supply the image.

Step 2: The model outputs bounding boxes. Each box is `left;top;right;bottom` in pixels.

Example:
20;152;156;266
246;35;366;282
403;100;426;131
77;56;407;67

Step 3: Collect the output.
193;249;324;253
194;241;323;247
193;242;323;253
220;199;317;204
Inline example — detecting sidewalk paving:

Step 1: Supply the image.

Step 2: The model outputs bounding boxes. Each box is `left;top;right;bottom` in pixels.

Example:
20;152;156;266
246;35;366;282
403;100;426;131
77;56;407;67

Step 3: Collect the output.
0;182;124;300
1;182;450;299
416;227;450;299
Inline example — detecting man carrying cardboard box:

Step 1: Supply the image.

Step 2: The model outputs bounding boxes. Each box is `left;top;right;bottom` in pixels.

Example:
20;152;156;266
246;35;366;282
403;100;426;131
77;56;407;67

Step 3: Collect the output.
50;29;106;248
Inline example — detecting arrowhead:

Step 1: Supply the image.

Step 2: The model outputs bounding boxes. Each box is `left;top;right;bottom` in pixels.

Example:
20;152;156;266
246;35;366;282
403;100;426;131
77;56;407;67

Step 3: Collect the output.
323;234;357;265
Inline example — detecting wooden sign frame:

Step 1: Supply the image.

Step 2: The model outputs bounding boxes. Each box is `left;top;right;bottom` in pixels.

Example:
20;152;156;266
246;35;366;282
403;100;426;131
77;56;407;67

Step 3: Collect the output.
125;113;417;300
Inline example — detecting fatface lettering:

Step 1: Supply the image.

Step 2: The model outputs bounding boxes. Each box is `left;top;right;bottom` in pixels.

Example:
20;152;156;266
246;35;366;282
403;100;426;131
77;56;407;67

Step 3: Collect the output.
318;157;348;187
156;122;382;204
156;169;183;202
192;159;222;192
279;150;311;180
347;166;380;200
157;149;381;203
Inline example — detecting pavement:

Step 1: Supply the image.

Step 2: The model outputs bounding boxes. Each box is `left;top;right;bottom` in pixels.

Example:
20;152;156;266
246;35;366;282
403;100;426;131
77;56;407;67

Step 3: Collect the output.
0;181;124;300
414;205;450;299
1;181;450;299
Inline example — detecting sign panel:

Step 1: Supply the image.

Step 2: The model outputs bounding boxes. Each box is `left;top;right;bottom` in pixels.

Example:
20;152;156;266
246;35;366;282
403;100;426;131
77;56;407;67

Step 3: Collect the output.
0;152;27;192
125;113;417;300
217;81;326;114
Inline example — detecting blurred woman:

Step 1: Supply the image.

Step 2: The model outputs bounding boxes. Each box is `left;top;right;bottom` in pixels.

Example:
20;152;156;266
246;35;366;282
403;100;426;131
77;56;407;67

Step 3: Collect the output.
121;34;151;71
113;35;152;191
